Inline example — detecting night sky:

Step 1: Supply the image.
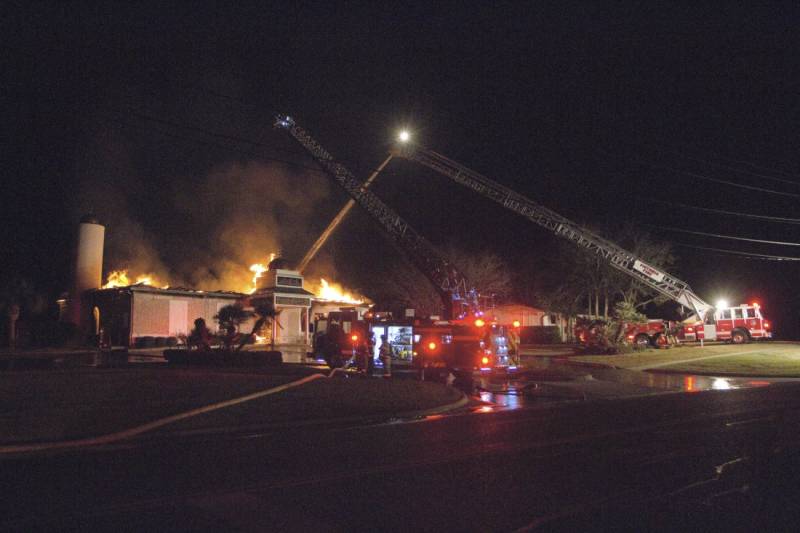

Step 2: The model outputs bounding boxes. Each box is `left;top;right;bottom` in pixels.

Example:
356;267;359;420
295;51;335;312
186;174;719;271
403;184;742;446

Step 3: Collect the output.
5;4;800;335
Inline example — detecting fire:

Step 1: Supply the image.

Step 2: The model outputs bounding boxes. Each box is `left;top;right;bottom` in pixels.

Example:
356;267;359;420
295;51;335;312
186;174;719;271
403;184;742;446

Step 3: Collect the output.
248;264;267;294
102;270;169;289
315;278;366;304
247;253;276;294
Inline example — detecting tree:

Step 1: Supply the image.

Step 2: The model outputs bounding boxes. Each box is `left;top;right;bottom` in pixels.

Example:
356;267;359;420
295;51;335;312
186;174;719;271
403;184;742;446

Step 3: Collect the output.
214;303;250;350
528;224;675;321
365;246;512;318
444;245;512;301
236;302;281;351
214;304;250;333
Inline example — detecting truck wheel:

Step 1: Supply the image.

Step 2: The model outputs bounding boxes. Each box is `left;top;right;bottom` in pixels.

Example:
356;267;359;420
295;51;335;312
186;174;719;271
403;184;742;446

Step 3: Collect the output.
634;334;651;349
731;329;749;344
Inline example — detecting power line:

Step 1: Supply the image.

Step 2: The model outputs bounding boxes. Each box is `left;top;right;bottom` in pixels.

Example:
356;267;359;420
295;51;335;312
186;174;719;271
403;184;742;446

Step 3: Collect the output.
96;112;406;184
619;138;800;187
663;166;800;199
599;147;800;199
656;225;800;247
597;116;799;182
676;243;800;261
643;197;800;225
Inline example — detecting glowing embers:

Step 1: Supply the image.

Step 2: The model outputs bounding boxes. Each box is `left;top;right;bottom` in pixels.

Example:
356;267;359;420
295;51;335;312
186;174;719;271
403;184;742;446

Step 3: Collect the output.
102;270;169;289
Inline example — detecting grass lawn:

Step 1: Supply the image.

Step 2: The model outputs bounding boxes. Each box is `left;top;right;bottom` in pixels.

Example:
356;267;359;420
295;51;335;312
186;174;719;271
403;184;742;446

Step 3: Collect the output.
570;342;800;377
166;377;463;434
0;367;461;444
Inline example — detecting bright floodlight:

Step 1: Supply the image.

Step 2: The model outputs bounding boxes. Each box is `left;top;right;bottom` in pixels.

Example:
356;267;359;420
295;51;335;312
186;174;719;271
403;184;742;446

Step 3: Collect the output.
716;299;729;309
398;130;411;143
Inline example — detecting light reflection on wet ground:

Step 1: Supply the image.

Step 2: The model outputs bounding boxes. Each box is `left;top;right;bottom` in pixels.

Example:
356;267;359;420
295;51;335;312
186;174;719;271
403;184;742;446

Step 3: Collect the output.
472;358;791;412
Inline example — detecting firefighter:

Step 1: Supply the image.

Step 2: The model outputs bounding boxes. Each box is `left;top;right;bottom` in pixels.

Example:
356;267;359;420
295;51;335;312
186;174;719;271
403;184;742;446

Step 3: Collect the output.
379;335;392;378
366;331;376;376
507;326;520;365
188;318;211;351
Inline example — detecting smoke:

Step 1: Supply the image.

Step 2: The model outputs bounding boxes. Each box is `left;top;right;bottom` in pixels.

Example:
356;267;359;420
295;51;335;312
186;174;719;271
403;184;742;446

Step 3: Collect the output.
174;160;332;291
73;120;334;292
72;124;174;286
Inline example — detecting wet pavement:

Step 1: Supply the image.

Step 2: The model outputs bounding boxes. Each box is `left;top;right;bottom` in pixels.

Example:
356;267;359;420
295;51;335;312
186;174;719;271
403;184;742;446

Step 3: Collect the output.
472;355;799;411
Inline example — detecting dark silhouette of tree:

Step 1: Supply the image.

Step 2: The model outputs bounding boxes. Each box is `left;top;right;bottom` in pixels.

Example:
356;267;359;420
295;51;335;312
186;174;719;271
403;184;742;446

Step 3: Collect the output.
236;302;281;351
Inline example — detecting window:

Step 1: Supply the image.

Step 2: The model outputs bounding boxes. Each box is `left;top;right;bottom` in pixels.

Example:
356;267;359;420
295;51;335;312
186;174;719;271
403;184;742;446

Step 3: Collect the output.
720;309;732;320
746;308;756;318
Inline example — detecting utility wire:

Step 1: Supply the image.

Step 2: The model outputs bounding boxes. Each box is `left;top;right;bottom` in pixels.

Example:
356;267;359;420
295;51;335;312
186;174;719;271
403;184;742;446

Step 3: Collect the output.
611;137;800;186
676;244;800;261
656;165;800;198
599;147;800;199
642;197;800;225
97;112;407;184
596;115;799;182
655;225;800;247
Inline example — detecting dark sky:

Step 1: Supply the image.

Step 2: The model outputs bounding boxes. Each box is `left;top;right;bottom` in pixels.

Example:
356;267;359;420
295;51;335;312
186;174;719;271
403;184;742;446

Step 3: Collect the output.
4;3;800;334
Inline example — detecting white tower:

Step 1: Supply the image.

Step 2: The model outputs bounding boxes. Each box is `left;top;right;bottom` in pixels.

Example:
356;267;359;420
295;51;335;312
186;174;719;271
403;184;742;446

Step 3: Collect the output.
67;214;105;327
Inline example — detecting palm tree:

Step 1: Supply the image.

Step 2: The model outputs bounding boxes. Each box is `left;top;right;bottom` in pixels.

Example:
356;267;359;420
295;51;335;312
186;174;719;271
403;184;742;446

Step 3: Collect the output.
236;302;281;352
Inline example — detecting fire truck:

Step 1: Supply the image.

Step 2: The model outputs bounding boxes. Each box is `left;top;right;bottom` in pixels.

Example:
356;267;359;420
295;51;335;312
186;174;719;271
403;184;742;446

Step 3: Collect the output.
311;309;369;368
276;117;507;383
681;303;771;343
575;319;673;351
389;137;774;344
414;318;510;376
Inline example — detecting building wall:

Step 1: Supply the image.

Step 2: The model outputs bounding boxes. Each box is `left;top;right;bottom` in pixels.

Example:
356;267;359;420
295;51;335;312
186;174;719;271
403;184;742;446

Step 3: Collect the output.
491;304;549;327
131;291;240;343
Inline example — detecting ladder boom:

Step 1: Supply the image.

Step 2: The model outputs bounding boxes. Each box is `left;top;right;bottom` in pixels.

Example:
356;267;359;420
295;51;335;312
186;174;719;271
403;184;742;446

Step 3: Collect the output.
398;145;712;320
276;116;473;318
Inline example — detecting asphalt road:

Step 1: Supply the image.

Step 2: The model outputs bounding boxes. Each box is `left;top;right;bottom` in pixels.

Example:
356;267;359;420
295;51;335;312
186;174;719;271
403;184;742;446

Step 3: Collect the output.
3;384;800;532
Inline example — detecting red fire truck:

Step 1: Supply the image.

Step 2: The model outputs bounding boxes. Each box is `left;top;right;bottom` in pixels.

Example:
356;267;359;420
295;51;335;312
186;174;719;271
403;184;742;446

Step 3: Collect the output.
575;319;673;351
414;318;509;373
681;303;771;343
391;139;775;345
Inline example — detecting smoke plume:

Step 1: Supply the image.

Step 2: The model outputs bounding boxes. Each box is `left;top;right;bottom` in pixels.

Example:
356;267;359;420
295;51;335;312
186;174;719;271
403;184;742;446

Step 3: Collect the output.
73;121;334;292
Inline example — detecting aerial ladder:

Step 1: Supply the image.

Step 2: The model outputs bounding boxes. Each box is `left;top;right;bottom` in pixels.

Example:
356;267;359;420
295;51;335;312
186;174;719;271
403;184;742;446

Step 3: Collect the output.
392;142;714;322
274;115;477;320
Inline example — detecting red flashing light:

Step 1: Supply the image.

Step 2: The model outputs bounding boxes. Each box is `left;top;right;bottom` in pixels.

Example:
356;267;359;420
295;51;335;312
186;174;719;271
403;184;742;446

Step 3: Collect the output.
474;318;485;327
427;341;437;351
512;320;521;328
752;302;760;308
351;334;358;342
481;356;490;365
764;321;770;329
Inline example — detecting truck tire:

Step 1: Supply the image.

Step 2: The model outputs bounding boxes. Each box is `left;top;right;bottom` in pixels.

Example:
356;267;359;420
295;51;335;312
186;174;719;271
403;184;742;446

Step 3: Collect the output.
731;329;749;344
634;334;651;349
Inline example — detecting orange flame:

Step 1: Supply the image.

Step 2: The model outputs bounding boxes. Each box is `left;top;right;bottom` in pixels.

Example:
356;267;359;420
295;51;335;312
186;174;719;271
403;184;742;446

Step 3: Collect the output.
102;270;169;289
315;278;366;304
247;253;276;294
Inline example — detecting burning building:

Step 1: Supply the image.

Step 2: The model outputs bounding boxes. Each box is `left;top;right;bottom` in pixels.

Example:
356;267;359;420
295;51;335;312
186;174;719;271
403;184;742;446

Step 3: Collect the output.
65;215;372;362
88;285;244;348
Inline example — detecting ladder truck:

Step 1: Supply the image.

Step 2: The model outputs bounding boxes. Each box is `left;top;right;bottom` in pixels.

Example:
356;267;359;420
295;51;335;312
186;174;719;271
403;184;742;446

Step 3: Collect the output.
392;142;772;345
274;116;509;382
